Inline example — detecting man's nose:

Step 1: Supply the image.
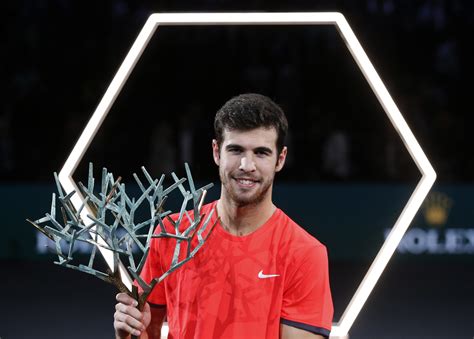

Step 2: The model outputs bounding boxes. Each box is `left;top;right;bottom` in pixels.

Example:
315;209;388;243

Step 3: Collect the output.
239;156;256;172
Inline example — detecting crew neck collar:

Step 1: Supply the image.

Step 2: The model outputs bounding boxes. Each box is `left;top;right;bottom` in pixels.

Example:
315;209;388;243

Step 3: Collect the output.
210;201;281;242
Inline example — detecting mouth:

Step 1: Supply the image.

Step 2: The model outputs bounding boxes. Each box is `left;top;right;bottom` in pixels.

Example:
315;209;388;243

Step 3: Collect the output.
233;177;259;187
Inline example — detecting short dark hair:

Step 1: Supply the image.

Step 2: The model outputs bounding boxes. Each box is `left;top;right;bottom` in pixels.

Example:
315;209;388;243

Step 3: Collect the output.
214;93;288;152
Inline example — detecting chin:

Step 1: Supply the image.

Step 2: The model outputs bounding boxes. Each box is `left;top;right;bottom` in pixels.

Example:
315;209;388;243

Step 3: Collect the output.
231;191;266;207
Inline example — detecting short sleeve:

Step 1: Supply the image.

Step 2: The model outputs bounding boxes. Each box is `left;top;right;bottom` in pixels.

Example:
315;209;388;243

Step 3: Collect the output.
140;236;167;306
281;244;333;337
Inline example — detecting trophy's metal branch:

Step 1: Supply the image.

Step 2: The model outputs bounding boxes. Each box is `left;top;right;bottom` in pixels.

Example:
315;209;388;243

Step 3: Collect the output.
28;163;216;309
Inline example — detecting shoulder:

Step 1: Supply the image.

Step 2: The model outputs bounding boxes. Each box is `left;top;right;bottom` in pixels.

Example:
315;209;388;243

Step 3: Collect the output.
278;212;330;295
275;209;328;266
277;209;325;248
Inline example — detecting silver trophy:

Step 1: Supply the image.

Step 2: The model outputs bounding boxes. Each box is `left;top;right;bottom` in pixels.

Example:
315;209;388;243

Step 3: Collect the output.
28;163;216;319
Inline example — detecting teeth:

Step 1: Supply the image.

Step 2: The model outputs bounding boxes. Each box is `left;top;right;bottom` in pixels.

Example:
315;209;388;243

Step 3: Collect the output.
238;179;255;185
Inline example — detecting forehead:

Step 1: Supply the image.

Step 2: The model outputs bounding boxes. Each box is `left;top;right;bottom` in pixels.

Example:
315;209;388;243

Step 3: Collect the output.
222;127;278;148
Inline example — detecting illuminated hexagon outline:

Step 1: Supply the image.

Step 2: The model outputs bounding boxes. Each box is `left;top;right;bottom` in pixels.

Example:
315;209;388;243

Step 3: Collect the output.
57;12;436;337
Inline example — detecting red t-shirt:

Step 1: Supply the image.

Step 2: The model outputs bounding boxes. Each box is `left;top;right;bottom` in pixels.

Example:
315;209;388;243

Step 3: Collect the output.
141;201;333;338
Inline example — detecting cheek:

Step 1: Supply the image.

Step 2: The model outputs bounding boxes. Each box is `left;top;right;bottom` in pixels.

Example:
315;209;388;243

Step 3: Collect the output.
218;158;232;174
256;160;275;174
222;155;241;168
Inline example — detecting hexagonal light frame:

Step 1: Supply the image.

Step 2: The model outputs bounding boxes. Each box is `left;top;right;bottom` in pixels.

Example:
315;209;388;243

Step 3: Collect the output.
58;12;436;337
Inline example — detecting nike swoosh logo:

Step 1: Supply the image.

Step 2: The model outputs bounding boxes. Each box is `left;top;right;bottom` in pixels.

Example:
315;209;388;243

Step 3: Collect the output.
258;270;280;279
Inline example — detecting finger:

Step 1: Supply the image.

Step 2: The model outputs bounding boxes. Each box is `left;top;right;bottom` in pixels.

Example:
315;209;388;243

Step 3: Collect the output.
116;292;138;307
115;302;143;321
114;317;142;337
114;310;146;332
142;302;152;328
142;302;150;314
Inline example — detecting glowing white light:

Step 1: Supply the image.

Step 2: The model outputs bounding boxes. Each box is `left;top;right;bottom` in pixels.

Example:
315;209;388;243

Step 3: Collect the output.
161;323;169;338
58;12;436;337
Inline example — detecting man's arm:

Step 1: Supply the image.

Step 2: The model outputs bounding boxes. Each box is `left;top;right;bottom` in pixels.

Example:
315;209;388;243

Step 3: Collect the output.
280;323;324;339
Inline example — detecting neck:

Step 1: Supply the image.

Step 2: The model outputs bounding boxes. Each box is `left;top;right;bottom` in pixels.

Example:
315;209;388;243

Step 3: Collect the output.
216;192;276;236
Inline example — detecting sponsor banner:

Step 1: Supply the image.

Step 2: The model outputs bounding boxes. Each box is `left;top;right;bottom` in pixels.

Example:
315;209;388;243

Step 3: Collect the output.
385;191;474;255
277;184;474;261
386;227;474;254
2;183;473;260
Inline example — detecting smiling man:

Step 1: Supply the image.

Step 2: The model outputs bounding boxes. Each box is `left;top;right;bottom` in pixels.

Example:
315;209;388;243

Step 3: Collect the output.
114;93;333;338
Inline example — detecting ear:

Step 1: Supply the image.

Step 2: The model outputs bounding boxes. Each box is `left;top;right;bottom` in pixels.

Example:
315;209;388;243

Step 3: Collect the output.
275;146;287;172
212;139;220;166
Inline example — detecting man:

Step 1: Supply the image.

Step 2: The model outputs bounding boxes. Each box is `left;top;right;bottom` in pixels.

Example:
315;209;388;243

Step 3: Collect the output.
114;93;333;338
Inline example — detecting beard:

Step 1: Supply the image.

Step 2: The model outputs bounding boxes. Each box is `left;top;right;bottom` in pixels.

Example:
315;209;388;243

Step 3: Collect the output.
219;168;274;207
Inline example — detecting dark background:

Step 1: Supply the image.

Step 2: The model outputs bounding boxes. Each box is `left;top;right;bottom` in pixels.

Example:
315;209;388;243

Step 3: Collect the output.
1;1;473;338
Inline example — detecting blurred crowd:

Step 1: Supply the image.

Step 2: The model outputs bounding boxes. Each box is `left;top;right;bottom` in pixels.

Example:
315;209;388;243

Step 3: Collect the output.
1;0;472;182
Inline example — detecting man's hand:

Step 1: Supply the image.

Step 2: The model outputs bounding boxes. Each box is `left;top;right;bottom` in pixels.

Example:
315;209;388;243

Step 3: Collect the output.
114;292;151;338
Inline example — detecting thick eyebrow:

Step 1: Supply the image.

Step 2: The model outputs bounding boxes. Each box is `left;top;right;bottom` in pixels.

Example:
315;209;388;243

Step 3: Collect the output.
224;144;273;154
225;144;244;151
254;146;273;154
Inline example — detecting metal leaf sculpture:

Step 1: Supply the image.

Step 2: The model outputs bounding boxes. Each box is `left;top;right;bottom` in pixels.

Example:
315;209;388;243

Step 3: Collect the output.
28;163;216;311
